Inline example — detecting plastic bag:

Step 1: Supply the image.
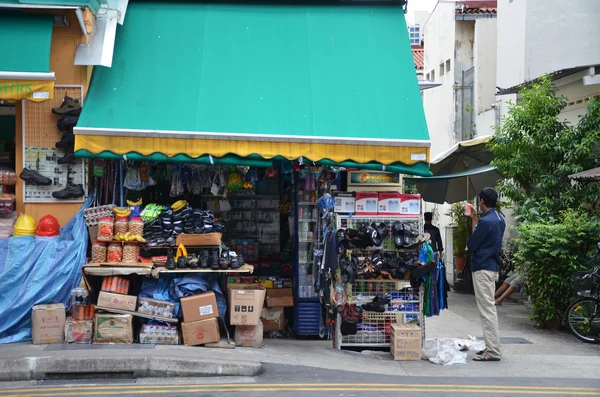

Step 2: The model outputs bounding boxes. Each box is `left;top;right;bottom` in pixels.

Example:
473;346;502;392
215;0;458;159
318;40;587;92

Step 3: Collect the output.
422;338;467;366
455;335;486;352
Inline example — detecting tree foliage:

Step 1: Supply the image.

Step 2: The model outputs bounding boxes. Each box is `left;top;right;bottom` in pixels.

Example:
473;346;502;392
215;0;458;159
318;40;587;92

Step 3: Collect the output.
490;76;600;222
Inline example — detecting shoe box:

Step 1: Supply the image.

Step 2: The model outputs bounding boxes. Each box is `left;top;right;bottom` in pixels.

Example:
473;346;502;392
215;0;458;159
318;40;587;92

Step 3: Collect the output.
180;292;218;323
265;288;293;307
378;192;402;215
398;194;421;216
234;320;264;347
97;291;137;312
354;192;379;216
64;317;93;344
228;285;266;326
390;323;422;361
93;313;133;344
260;307;284;331
334;192;355;214
181;317;220;346
31;304;66;344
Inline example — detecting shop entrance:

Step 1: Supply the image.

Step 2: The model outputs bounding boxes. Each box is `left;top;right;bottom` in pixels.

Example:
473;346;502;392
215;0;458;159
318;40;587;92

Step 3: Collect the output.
0;100;16;232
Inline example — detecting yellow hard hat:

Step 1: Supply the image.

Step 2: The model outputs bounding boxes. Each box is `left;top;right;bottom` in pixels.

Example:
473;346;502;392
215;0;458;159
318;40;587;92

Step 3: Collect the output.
13;214;36;236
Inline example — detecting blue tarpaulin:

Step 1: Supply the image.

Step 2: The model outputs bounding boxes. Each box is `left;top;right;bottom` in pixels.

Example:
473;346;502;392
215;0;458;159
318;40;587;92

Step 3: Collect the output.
0;198;90;344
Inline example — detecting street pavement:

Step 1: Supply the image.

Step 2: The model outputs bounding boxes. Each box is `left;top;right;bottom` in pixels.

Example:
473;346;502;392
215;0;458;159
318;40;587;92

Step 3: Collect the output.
1;364;600;396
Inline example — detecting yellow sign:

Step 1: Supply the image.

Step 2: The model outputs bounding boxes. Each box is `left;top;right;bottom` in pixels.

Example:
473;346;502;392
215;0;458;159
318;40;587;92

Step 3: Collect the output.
0;80;54;102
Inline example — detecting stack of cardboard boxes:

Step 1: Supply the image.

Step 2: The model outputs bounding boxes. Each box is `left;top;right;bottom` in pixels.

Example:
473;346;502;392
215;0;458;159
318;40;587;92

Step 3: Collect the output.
260;288;293;334
180;292;220;346
334;192;421;217
228;285;266;347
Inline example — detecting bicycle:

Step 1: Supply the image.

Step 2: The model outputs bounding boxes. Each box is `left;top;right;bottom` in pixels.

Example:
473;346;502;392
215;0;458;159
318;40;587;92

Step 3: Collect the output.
565;257;600;343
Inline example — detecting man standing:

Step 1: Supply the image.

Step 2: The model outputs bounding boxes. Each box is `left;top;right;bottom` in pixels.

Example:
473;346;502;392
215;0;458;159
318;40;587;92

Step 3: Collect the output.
467;187;505;362
424;212;444;256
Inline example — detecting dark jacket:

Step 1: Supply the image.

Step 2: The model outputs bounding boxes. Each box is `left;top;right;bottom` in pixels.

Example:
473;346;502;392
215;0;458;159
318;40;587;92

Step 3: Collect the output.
467;209;505;272
424;223;443;253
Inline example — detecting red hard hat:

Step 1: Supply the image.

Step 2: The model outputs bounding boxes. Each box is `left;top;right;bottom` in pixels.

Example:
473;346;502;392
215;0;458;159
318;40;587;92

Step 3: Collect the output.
36;215;60;237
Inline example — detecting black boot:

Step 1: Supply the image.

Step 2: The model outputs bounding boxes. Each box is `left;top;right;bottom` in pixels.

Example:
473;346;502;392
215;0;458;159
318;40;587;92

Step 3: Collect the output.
199;249;208;268
209;249;219;270
166;249;176;270
188;254;199;269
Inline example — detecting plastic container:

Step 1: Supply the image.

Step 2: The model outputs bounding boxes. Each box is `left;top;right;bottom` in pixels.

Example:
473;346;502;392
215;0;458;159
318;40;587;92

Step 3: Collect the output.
128;217;144;236
91;240;107;263
97;217;114;241
137;297;175;319
107;242;122;262
71;287;90;306
122;242;139;262
114;216;128;235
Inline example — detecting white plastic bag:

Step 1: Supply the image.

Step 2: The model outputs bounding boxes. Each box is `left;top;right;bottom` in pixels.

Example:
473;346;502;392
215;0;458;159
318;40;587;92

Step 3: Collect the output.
455;335;486;352
422;338;467;366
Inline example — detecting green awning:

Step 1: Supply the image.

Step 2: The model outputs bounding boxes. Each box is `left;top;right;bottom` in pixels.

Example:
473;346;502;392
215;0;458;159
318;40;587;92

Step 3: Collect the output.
75;2;430;176
0;11;55;101
0;0;107;13
0;11;53;73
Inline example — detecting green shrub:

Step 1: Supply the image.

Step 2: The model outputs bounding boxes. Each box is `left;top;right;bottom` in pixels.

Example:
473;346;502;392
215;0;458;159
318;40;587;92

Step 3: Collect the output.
515;210;600;327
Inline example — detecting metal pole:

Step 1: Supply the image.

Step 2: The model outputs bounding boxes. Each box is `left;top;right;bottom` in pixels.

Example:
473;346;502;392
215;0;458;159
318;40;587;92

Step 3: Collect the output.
119;161;124;207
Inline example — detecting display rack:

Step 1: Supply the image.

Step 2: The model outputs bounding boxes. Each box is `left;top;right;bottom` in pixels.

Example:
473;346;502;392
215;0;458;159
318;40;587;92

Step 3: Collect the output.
333;214;425;350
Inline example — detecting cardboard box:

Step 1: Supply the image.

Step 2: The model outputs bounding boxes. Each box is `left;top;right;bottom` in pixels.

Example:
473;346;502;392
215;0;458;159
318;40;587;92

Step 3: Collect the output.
228;285;266;325
97;291;137;312
176;233;222;246
399;194;421;216
181;318;220;346
94;314;133;344
260;307;284;331
235;321;264;347
354;192;379;216
64;317;93;344
334;192;355;214
31;304;66;344
266;288;293;307
180;292;218;323
390;323;422;361
378;192;402;215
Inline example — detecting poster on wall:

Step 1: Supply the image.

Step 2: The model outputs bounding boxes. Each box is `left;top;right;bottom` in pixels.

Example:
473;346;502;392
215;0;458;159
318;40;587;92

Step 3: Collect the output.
23;146;87;203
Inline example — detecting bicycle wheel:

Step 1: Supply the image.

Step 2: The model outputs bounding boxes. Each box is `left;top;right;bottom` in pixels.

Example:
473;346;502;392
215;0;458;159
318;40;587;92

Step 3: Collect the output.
566;297;600;344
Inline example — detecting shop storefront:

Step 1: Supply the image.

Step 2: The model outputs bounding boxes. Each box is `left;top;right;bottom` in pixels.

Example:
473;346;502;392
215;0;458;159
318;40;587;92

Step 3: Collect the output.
2;0;447;356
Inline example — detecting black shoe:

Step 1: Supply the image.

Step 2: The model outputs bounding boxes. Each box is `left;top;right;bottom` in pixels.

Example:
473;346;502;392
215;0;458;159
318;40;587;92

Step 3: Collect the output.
52;184;84;199
56;132;74;149
19;168;52;186
209;249;219;270
177;256;188;269
52;96;81;116
188;254;199;269
57;147;75;164
199;250;208;268
230;252;241;269
166;249;176;270
57;115;78;132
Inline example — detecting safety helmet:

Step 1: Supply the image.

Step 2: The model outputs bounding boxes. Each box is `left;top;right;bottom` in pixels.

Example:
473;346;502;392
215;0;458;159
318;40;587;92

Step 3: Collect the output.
36;215;61;237
13;214;36;236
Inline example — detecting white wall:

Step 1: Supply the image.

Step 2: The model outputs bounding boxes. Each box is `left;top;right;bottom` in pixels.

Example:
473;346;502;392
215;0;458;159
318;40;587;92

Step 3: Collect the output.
556;77;600;124
525;0;600;82
474;18;497;114
496;0;527;89
422;2;457;159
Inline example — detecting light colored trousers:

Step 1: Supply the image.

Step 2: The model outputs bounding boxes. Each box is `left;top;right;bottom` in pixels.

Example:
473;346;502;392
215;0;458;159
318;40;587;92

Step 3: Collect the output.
473;270;502;359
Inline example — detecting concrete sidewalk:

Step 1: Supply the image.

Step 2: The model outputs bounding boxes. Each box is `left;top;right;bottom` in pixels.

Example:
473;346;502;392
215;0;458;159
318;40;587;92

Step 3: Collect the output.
1;292;598;381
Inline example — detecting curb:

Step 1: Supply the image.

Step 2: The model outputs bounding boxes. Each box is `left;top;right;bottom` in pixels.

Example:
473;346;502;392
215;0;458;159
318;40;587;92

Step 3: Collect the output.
0;356;263;381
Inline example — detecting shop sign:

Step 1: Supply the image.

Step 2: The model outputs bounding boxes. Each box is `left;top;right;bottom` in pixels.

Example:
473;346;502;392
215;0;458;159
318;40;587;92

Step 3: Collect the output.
348;171;401;186
0;80;54;102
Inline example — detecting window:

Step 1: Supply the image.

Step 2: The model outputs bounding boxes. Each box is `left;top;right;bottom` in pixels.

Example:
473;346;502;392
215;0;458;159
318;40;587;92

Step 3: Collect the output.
440;63;445;76
426;72;430;80
431;70;436;81
446;59;451;73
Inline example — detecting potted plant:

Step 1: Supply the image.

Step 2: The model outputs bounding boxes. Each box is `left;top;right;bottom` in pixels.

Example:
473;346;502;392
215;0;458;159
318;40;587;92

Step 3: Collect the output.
447;203;469;271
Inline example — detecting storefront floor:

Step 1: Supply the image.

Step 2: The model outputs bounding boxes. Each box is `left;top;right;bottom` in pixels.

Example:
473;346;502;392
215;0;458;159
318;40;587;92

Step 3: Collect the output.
1;293;599;382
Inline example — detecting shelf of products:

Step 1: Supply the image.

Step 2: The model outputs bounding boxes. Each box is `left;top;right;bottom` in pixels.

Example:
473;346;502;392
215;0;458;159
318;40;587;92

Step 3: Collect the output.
157;264;254;274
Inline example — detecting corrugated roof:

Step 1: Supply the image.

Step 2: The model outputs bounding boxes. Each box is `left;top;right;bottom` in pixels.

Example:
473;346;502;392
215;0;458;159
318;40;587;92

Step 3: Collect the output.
412;46;424;70
455;0;497;14
569;167;600;181
497;65;599;95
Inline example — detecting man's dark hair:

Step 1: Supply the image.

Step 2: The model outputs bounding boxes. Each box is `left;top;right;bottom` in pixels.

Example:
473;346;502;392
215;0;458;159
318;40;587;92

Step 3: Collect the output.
479;187;498;208
424;212;433;222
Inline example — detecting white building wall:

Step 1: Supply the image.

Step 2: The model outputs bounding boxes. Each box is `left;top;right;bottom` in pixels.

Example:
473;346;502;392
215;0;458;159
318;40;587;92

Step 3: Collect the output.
474;18;497;115
525;0;600;81
496;0;527;89
422;2;457;159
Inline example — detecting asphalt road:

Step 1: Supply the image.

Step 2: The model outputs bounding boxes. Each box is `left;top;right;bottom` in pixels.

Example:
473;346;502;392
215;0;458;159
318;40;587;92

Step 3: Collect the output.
1;364;599;397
